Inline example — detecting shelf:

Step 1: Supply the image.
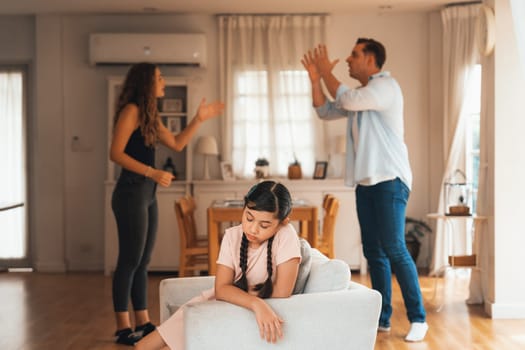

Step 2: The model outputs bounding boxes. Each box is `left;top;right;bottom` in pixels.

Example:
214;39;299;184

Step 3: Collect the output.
448;254;476;267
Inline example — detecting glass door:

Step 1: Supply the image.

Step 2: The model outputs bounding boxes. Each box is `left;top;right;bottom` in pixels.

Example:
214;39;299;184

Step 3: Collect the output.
0;66;30;269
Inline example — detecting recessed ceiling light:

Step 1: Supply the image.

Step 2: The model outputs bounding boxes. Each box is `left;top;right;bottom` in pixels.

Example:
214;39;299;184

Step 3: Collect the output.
143;7;158;12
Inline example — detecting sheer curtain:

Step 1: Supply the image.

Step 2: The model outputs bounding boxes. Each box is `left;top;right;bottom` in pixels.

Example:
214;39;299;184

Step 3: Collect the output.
218;15;327;178
430;4;481;276
0;71;26;259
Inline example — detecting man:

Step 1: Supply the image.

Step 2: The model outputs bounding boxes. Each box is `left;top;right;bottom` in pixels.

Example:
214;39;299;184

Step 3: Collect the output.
302;38;428;342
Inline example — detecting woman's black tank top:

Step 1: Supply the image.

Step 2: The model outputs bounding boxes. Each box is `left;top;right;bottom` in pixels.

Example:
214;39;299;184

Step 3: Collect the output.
120;128;155;178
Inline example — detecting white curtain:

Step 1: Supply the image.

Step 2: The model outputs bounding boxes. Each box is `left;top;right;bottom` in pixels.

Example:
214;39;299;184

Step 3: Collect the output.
510;0;525;77
218;15;327;178
430;4;481;276
0;71;26;259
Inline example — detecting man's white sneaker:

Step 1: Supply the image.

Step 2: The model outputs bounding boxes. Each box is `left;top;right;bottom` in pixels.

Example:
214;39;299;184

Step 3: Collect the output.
405;322;428;342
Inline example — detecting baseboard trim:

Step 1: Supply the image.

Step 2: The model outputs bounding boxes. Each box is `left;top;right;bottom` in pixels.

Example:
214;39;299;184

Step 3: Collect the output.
485;299;525;319
34;261;67;272
66;260;103;272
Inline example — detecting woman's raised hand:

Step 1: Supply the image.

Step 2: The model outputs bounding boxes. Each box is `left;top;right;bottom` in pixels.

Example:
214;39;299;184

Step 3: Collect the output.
196;98;225;123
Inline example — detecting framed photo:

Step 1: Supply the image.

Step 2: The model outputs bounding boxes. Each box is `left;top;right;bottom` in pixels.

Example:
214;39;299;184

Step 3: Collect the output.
162;98;183;113
220;161;235;181
166;117;182;134
313;161;328;179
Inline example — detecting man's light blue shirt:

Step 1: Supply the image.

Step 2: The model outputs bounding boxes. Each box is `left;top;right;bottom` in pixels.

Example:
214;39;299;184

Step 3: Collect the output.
315;71;413;190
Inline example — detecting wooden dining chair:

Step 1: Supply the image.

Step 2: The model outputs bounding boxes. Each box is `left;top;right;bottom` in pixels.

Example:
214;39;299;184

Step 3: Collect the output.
317;194;340;259
175;195;209;277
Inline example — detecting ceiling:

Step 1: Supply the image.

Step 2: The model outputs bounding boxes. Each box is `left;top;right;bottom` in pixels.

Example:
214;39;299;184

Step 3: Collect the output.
0;0;477;15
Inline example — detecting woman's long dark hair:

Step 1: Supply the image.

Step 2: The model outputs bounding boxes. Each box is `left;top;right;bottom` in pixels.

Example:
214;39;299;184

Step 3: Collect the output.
234;181;292;298
113;62;159;147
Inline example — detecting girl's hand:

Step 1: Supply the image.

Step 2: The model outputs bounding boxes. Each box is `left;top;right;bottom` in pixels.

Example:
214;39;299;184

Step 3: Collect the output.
252;299;284;343
196;98;225;123
149;169;175;187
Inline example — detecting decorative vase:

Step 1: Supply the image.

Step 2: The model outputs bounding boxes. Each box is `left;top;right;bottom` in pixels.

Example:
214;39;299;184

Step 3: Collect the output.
288;163;302;180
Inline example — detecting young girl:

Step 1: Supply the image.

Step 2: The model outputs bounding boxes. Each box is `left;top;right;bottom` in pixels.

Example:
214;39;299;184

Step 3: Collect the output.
110;62;224;345
135;180;302;350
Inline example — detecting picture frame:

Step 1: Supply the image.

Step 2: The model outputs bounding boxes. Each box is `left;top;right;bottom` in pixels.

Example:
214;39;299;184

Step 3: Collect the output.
162;98;183;113
313;161;328;179
220;161;235;181
166;117;182;134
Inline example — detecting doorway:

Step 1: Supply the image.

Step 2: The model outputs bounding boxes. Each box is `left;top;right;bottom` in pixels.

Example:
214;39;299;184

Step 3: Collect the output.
0;66;30;269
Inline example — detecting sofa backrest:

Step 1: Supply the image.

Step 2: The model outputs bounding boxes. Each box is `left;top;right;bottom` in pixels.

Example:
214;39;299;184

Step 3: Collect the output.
293;238;351;294
303;248;351;293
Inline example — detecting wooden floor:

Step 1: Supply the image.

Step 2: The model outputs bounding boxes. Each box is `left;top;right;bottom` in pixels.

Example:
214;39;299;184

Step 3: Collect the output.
1;270;524;349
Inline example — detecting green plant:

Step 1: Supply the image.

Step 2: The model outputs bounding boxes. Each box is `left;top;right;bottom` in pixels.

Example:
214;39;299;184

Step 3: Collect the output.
404;217;432;263
405;217;432;244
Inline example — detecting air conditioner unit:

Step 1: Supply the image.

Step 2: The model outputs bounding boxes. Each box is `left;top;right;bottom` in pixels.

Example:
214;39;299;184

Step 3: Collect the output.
89;33;206;67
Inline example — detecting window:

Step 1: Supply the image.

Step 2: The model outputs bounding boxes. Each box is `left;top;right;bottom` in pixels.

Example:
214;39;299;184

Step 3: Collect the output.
464;64;481;212
232;69;316;178
0;69;27;262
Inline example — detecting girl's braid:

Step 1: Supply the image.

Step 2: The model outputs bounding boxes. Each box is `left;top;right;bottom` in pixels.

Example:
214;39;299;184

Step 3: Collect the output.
234;234;249;292
253;235;275;298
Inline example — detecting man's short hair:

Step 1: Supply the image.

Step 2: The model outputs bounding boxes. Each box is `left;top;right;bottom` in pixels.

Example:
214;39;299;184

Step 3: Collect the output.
356;38;386;69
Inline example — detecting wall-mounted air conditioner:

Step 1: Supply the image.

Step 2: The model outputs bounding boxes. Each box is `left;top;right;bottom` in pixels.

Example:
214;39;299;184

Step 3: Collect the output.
89;33;207;67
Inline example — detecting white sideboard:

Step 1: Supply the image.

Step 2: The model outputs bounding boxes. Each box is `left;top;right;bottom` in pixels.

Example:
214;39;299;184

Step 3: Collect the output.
193;179;366;273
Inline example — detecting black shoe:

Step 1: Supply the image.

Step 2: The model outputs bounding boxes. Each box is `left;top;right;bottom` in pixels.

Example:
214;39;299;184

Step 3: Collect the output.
115;328;142;346
135;322;156;337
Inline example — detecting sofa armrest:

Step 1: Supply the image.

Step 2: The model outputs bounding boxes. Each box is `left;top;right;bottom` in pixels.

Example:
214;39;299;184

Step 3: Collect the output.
183;286;381;350
159;276;215;322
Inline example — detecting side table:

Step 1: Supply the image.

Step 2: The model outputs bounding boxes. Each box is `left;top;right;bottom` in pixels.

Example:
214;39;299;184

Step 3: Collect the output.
427;213;488;310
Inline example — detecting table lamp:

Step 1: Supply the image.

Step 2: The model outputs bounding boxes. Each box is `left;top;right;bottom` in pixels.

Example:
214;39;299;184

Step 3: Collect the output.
196;136;219;180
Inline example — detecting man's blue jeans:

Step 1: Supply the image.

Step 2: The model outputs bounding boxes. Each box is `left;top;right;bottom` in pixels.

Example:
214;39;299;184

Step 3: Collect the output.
356;178;426;327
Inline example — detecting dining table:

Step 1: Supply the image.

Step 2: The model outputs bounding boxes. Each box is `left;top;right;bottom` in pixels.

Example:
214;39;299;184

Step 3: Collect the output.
206;199;318;275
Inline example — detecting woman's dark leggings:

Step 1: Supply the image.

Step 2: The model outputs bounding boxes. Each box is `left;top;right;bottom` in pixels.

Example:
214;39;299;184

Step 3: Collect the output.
111;173;158;312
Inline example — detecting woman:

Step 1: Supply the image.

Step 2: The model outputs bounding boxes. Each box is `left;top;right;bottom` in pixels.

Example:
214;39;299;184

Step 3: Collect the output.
110;62;224;345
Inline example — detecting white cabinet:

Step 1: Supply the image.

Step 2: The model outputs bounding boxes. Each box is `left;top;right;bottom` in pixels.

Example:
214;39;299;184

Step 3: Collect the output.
104;76;192;275
192;179;366;273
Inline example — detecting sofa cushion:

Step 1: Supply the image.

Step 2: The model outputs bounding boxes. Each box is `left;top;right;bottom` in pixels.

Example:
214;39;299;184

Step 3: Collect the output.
303;250;350;294
292;239;312;294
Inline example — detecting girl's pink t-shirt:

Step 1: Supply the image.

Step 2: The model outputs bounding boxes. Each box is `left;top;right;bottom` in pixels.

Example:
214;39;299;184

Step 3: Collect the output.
217;223;302;289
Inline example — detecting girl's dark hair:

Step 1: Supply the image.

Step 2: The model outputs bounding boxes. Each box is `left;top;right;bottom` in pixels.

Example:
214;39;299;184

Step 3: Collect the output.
113;62;159;147
356;38;386;69
234;181;292;298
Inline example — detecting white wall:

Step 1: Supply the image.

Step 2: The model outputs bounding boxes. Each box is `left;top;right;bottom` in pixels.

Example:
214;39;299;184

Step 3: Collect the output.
0;16;34;61
484;0;525;318
0;11;438;271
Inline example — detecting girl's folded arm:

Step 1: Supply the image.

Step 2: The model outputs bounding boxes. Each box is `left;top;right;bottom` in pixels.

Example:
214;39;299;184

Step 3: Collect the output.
271;257;300;298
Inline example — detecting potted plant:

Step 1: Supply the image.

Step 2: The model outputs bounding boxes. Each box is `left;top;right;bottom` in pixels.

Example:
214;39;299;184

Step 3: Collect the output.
404;217;432;264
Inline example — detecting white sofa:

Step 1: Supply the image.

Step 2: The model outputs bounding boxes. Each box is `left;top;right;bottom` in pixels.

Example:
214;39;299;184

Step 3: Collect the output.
159;248;381;350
